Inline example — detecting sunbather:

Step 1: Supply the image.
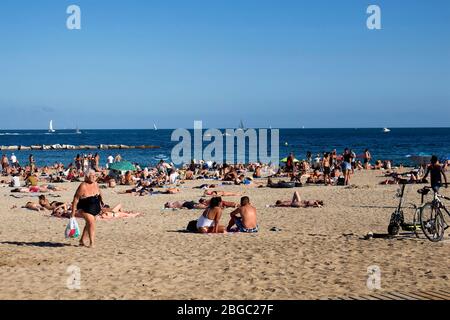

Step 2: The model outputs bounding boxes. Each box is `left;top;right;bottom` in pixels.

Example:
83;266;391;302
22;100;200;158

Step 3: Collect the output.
203;190;240;196
273;191;324;208
22;201;45;211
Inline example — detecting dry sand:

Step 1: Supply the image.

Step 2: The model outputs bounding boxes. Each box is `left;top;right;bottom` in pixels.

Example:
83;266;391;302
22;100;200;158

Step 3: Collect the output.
0;170;449;300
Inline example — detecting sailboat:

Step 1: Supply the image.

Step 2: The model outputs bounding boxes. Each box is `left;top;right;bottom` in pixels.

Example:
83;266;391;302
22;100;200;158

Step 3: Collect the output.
48;120;56;133
75;126;82;134
237;120;245;131
383;128;391;133
153;123;157;130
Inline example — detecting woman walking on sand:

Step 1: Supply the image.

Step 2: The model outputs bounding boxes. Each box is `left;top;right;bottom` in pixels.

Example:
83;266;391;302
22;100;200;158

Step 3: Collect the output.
71;170;103;248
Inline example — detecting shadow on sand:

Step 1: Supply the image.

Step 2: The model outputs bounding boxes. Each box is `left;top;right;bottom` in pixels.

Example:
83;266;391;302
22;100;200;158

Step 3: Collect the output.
0;241;71;248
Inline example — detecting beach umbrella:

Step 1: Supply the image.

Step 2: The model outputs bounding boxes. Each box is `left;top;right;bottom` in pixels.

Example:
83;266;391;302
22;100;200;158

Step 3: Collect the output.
108;161;137;172
280;157;300;163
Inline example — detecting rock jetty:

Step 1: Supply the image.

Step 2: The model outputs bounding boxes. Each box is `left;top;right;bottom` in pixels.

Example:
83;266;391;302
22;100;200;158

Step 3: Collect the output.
0;144;160;151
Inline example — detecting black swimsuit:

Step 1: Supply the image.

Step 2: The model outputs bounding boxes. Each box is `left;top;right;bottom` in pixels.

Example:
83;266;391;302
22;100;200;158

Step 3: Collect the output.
77;195;102;216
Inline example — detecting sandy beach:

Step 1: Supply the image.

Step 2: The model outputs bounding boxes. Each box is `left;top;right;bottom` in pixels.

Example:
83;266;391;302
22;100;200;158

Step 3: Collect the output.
0;169;449;300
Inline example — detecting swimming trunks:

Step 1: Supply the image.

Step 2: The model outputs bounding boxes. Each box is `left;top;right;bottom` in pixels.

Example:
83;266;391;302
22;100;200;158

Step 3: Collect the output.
432;183;441;193
182;201;197;210
77;195;102;216
235;218;258;233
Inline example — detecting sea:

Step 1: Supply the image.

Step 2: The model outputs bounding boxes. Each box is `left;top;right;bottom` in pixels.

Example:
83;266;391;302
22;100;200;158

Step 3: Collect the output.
1;128;450;168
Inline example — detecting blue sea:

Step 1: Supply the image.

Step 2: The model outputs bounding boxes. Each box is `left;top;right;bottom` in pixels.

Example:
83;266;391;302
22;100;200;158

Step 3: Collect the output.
1;128;450;167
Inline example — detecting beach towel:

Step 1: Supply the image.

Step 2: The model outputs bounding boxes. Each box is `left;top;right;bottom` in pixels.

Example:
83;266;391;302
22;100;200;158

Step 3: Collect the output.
65;218;80;239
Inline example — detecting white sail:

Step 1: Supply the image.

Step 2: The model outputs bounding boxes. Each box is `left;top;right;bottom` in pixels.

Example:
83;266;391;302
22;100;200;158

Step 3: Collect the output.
153;123;157;130
75;126;81;134
48;120;55;133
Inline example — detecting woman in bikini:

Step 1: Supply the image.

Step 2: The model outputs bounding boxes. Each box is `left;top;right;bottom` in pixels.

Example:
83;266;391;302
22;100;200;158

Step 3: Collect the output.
71;170;103;248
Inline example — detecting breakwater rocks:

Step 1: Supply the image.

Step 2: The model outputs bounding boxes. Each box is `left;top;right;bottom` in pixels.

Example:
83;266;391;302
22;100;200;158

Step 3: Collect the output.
0;144;161;151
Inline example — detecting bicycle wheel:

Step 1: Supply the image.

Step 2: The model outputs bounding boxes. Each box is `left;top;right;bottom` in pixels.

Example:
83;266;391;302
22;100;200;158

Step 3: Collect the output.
419;203;445;242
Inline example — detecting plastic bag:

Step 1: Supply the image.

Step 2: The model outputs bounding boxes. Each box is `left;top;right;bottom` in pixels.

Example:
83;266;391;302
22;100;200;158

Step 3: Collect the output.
65;218;80;239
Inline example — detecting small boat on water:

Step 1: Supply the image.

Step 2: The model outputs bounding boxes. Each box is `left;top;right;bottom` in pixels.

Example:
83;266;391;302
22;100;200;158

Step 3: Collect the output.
75;126;82;134
48;120;56;133
383;128;391;133
237;120;245;131
153;123;157;130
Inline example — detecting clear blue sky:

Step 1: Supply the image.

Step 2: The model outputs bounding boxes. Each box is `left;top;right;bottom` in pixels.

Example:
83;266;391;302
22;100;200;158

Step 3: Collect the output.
0;0;449;129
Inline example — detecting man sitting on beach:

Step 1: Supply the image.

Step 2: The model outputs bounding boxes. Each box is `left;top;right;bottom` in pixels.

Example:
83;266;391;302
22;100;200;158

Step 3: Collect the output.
227;196;258;233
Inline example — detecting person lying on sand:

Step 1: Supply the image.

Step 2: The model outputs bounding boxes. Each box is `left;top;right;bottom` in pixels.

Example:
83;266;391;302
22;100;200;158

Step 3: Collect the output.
380;172;425;185
273;191;324;208
164;197;237;209
97;203;142;219
38;195;65;210
11;184;66;193
162;187;181;194
165;200;207;210
227;196;258;233
22;201;45;211
203;190;240;196
193;183;217;189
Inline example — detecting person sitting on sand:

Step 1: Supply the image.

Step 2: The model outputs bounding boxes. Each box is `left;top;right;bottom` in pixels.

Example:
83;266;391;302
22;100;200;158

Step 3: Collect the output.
253;166;262;178
306;170;324;184
273;191;324;208
25;173;38;187
223;168;238;181
196;197;226;233
227;196;258;233
121;171;134;185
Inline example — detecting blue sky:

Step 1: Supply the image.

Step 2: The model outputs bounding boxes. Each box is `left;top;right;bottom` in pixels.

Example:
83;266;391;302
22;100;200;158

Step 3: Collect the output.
0;0;449;129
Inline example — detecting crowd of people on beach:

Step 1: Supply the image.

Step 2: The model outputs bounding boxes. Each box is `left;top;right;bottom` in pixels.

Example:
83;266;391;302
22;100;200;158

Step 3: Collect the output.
1;148;448;247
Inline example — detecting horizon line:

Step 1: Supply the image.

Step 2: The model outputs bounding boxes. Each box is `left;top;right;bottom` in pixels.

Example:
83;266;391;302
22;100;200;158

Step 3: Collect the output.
2;126;450;130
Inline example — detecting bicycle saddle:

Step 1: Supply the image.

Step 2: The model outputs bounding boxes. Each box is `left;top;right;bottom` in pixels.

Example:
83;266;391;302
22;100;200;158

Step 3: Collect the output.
417;188;431;195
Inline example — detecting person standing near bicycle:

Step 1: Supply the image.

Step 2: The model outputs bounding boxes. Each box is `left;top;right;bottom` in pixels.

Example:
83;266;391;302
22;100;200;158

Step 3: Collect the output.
423;155;448;192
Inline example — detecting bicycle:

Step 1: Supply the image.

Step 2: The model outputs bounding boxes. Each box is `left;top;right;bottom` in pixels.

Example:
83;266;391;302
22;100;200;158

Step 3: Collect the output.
418;184;450;242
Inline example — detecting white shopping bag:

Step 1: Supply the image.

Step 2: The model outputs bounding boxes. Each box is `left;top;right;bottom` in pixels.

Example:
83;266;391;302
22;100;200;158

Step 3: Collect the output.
65;218;80;239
